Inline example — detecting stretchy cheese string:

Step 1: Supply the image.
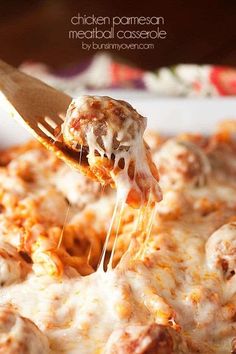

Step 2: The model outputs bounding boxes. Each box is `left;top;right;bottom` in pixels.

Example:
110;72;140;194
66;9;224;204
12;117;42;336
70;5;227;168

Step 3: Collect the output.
57;203;71;250
79;144;83;166
107;200;125;270
62;97;162;272
90;131;158;270
97;198;122;272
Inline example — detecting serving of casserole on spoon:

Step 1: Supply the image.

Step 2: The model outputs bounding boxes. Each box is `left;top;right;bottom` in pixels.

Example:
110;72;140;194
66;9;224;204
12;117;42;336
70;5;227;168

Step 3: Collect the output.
0;59;162;209
62;95;162;208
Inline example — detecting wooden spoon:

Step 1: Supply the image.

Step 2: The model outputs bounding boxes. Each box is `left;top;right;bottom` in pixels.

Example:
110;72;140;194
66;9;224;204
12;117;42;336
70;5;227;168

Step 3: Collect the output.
0;59;90;172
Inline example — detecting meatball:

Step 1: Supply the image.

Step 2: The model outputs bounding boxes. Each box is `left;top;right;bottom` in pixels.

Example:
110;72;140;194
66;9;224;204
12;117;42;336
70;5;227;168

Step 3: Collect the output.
154;139;211;190
0;242;30;286
62;96;162;208
207;131;236;183
205;222;236;279
0;307;49;354
63;96;145;153
54;165;103;209
104;323;176;354
36;188;69;225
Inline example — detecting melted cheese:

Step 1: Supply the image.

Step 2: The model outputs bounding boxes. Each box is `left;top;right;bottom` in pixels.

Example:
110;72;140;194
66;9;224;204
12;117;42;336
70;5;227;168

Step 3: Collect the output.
0;124;235;352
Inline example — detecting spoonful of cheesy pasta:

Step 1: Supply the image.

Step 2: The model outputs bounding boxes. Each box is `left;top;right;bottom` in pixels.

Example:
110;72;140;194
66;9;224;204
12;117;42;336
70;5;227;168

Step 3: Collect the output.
62;95;162;208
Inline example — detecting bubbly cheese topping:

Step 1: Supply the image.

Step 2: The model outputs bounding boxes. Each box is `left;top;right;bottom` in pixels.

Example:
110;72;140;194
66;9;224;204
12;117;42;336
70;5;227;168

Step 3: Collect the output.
0;121;235;353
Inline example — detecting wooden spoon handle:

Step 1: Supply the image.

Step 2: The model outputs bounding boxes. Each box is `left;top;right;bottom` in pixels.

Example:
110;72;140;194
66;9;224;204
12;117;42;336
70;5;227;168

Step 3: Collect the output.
0;59;72;124
0;59;15;75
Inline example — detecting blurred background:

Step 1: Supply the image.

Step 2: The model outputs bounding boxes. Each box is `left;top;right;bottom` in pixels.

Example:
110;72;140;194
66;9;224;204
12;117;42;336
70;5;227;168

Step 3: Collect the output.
0;0;236;70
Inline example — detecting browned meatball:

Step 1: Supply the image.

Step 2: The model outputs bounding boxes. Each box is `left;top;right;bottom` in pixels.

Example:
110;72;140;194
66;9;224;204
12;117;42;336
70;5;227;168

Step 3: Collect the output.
207;129;236;183
154;139;211;190
54;165;104;209
205;222;236;279
62;96;162;208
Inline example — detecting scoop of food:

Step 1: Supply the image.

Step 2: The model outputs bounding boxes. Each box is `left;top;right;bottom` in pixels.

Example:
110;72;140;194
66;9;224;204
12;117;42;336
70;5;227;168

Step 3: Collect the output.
62;96;162;208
